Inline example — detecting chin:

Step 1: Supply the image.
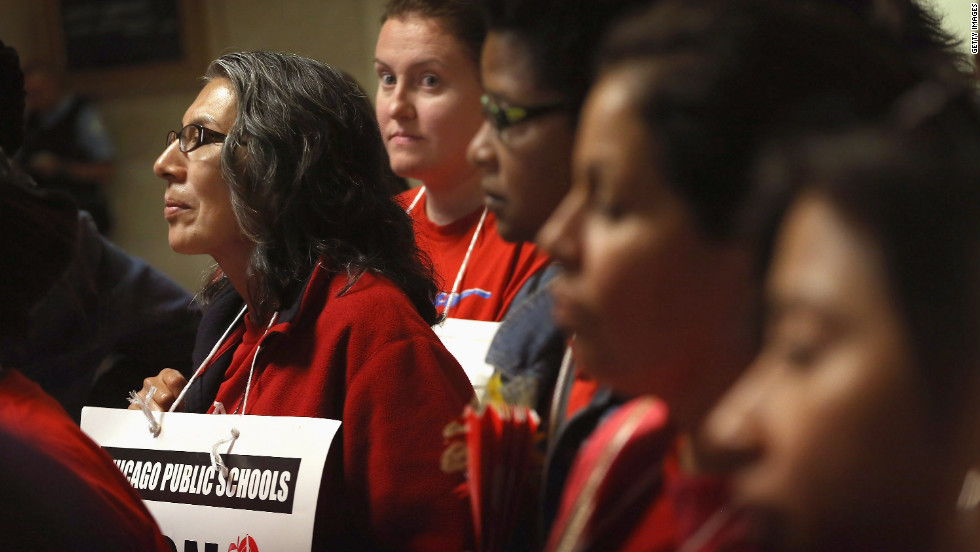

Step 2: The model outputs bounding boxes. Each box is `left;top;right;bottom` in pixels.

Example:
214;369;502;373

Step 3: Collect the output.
387;156;427;180
168;234;199;256
168;242;193;255
570;336;606;377
495;219;524;244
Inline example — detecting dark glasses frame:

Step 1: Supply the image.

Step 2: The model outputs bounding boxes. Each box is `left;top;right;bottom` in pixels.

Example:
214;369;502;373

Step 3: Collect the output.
480;94;567;132
166;123;227;153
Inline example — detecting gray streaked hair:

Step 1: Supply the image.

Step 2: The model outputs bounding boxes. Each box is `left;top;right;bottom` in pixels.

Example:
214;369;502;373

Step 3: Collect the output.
199;51;437;324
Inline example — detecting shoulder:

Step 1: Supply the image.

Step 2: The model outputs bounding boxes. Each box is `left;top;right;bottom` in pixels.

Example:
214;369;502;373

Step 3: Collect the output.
0;372;166;550
326;270;418;317
0;368;132;499
0;369;110;465
547;397;675;550
394;187;422;210
570;396;674;503
585;397;673;457
305;269;437;343
311;272;473;399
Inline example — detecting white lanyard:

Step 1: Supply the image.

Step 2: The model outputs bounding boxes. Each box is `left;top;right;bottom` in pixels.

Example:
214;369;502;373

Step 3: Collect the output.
406;186;488;315
170;305;278;416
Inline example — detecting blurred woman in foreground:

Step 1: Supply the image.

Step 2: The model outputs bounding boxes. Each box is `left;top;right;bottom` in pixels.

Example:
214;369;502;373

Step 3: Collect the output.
706;85;980;552
536;0;919;549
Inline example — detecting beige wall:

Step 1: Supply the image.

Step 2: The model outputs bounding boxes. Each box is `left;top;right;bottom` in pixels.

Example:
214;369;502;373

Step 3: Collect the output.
929;0;979;54
1;0;973;291
1;0;387;291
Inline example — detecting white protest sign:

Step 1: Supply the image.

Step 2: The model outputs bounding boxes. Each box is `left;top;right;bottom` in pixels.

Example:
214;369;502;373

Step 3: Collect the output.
432;317;500;399
81;407;340;552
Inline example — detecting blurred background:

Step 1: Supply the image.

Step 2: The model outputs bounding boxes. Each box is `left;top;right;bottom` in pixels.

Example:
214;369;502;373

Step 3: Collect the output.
0;0;975;292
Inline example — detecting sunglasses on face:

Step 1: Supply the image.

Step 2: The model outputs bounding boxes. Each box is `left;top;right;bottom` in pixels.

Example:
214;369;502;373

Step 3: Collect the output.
480;94;567;132
166;123;227;153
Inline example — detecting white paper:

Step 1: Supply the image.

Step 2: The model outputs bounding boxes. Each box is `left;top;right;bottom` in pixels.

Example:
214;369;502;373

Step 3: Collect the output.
432;317;500;398
81;407;340;552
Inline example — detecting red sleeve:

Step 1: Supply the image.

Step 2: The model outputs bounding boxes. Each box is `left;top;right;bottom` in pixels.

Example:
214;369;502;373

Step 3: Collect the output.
342;335;476;551
0;370;169;551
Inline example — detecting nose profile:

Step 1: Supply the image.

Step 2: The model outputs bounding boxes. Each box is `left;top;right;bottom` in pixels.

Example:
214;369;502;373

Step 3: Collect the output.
467;121;495;170
153;139;185;183
700;360;769;473
537;187;584;271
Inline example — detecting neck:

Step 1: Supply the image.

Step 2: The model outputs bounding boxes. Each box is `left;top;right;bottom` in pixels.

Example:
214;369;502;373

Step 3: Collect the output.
420;168;484;226
213;248;263;322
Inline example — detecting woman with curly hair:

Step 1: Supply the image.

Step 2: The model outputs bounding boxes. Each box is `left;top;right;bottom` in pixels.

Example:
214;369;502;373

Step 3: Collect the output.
136;51;474;551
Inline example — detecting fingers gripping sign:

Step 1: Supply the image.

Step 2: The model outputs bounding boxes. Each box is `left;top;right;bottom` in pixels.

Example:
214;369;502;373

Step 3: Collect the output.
129;368;188;413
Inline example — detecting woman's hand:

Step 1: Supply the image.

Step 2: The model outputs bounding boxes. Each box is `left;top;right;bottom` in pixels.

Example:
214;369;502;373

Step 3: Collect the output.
129;368;188;412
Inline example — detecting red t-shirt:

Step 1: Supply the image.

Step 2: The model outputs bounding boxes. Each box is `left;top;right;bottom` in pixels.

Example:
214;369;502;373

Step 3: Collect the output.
397;188;550;321
0;368;169;551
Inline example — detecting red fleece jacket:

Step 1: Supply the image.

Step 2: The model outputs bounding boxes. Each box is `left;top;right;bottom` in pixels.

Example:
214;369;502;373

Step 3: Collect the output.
0;368;168;551
198;266;475;551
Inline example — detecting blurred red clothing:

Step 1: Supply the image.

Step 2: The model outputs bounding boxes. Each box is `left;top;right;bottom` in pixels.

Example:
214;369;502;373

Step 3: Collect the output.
546;397;755;552
0;368;169;551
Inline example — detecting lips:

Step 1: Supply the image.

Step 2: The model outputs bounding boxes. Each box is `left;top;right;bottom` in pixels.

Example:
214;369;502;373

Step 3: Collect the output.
388;130;422;145
164;197;191;219
482;188;507;212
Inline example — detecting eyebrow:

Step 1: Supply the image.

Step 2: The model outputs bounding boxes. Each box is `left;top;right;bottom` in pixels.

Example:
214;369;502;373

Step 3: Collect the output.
483;90;515;105
184;114;219;127
373;58;449;71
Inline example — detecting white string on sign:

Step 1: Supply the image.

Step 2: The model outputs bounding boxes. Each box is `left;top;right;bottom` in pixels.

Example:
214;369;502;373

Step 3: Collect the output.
211;427;240;481
127;385;162;437
169;305;248;415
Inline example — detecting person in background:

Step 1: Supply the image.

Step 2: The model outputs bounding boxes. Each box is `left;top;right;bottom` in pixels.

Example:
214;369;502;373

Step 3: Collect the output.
0;38;200;422
136;51;474;550
375;0;549;321
1;49;168;551
704;84;979;552
16;64;115;235
536;0;920;549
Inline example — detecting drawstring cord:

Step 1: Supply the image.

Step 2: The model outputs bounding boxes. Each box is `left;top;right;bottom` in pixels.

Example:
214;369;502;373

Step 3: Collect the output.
169;305;248;414
208;310;278;476
211;427;240;481
406;186;487;316
132;303;278;482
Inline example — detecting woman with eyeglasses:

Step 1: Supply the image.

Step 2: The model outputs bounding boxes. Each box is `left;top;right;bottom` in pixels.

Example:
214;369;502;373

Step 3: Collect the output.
134;51;474;551
374;0;549;322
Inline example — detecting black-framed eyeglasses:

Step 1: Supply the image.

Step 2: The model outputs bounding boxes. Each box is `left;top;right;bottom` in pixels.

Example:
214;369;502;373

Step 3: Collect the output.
166;124;227;153
480;94;567;132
